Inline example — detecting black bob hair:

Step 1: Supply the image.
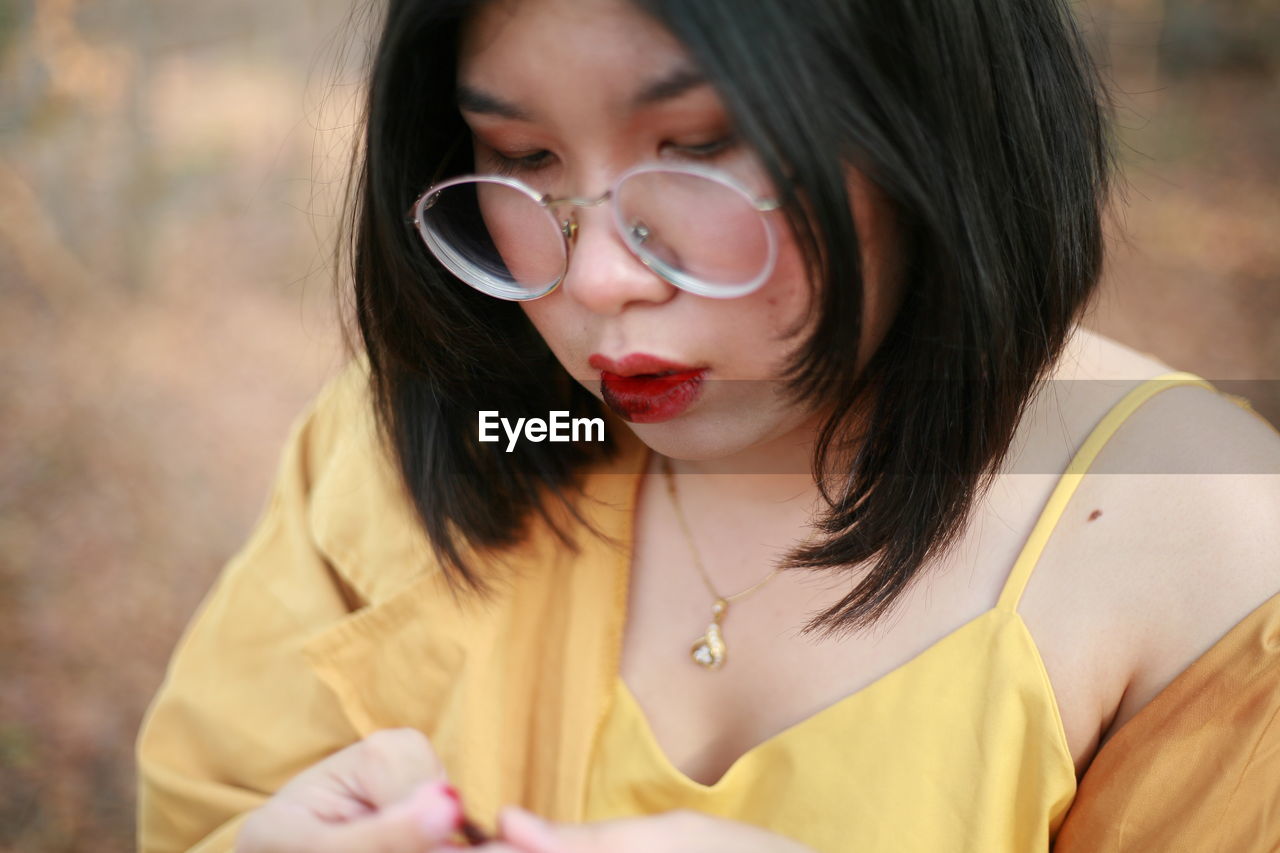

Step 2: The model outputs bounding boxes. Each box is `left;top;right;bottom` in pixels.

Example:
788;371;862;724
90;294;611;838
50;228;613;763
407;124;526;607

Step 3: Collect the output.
341;0;1113;637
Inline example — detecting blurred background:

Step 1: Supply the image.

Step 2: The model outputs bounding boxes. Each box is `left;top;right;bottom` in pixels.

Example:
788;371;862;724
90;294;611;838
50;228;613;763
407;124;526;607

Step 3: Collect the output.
1;0;1277;849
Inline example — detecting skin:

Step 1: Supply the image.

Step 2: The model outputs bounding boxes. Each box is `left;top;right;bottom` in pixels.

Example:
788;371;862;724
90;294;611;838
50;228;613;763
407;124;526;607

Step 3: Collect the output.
233;0;1280;850
235;728;461;852
459;1;896;847
457;0;901;480
454;0;1280;818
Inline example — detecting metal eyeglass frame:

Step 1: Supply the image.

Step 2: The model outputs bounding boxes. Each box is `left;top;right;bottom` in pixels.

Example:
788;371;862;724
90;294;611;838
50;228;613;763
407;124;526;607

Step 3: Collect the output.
408;161;782;301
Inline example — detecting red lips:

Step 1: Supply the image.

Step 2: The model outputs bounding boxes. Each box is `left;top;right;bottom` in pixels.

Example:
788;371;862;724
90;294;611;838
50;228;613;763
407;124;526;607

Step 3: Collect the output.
588;353;707;423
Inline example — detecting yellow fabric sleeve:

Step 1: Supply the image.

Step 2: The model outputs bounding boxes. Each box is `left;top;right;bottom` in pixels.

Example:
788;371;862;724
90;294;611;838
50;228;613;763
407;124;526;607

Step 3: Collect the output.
135;362;368;853
1055;589;1280;851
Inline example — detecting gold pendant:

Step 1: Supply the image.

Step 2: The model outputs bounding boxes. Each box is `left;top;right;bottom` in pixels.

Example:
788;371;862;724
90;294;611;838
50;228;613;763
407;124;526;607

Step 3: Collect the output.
690;598;728;670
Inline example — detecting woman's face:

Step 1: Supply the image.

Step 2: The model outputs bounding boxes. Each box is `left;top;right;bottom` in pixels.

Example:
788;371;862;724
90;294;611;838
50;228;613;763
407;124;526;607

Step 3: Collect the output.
458;0;899;463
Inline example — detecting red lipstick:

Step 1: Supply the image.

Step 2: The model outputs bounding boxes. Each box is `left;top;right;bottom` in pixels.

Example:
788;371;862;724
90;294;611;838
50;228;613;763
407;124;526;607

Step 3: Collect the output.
588;353;707;423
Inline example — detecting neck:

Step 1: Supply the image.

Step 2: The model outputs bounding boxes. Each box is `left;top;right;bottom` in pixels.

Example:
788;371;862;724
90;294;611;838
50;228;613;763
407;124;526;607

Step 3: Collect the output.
660;410;829;526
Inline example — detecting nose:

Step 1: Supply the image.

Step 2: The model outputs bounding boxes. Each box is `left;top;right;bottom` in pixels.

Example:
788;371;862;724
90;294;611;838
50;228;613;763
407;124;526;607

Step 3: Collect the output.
558;203;676;316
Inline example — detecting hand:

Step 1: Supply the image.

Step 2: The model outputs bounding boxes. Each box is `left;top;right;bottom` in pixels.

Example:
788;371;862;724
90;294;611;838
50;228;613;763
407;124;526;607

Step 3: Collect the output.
475;807;817;853
235;727;466;853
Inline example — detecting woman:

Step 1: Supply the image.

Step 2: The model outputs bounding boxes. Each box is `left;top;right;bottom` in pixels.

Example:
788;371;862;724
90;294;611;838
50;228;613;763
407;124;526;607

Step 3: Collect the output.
136;0;1280;850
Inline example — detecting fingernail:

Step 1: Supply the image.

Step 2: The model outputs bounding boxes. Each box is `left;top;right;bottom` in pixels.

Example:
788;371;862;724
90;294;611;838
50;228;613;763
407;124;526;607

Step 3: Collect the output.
414;781;463;839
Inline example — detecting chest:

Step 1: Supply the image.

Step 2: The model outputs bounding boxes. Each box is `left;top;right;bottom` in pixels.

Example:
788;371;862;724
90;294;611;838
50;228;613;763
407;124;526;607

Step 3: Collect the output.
616;467;1137;788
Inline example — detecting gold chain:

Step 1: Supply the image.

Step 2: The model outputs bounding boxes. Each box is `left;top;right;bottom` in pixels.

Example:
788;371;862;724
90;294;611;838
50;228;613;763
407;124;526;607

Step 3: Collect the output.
661;456;784;669
662;456;784;601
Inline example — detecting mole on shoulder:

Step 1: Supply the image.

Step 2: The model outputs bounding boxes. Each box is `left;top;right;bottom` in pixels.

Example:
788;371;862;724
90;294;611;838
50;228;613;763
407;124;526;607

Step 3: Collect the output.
1087;509;1102;522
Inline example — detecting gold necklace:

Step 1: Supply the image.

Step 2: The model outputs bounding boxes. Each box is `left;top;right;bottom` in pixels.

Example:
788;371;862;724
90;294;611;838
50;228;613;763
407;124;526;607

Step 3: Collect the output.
661;456;784;670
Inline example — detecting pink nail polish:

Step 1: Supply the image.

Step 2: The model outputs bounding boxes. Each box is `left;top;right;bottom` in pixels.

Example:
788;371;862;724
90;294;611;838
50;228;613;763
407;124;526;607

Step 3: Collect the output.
416;782;463;839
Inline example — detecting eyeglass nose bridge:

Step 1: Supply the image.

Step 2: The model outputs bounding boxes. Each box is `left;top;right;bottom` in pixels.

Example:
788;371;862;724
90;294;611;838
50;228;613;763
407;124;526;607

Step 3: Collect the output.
543;190;613;245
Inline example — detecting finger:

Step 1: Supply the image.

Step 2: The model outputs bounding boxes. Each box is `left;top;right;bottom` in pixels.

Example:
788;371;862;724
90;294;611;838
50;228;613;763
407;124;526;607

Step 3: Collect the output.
498;809;711;853
338;727;449;807
497;807;587;853
312;779;462;853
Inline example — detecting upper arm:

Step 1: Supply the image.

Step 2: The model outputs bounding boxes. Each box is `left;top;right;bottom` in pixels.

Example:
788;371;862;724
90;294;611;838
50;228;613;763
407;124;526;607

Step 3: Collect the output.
1055;384;1280;850
136;364;368;853
1094;384;1280;742
1022;352;1280;846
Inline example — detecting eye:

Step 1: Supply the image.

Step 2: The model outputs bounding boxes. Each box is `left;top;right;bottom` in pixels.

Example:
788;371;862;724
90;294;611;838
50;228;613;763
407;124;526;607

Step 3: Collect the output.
664;134;740;160
484;148;555;176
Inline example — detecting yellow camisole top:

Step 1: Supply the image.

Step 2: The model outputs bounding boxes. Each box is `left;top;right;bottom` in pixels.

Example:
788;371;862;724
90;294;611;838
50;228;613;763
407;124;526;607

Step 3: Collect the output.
582;372;1224;852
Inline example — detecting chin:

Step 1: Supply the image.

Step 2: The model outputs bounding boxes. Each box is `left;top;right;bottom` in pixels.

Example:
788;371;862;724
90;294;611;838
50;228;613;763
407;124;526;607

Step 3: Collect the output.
624;410;800;472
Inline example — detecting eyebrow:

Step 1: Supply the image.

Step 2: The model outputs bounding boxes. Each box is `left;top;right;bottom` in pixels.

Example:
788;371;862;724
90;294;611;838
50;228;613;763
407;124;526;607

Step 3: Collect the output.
456;84;532;121
631;65;708;107
455;65;710;121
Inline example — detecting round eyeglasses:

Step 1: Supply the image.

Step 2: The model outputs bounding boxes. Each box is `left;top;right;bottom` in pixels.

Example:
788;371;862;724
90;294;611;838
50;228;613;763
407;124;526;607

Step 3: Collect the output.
408;162;782;301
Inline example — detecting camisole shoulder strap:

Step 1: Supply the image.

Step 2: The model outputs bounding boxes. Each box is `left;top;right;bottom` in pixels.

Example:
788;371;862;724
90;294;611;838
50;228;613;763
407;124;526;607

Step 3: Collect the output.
995;371;1217;613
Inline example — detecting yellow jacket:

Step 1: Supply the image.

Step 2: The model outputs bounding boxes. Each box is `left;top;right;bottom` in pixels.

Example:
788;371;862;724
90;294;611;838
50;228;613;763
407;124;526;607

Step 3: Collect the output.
136;358;1280;852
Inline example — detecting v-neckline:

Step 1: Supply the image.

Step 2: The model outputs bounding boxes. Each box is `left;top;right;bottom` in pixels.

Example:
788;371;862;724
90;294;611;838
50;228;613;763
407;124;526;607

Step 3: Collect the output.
607;448;1033;793
613;606;1019;792
598;374;1214;795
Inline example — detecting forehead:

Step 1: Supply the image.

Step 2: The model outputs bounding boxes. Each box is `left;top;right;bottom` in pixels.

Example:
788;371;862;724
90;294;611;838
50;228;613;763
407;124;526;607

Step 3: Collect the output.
457;0;700;117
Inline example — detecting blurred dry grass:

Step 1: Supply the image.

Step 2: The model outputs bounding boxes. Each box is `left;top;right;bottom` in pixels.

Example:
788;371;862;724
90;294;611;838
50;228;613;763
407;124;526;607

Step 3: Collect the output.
0;0;1277;850
1087;0;1280;413
1;0;361;848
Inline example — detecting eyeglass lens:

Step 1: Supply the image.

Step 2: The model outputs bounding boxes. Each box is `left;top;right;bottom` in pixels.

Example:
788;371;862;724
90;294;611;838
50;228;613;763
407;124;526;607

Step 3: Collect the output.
416;170;772;299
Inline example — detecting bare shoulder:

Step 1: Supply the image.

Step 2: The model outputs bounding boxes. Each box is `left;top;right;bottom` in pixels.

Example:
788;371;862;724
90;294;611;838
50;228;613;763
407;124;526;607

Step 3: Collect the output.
1049;324;1176;381
1068;333;1280;743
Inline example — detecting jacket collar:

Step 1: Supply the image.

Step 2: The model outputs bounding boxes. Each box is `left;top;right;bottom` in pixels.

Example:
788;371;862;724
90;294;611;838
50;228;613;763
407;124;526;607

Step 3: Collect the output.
299;402;649;823
306;392;649;607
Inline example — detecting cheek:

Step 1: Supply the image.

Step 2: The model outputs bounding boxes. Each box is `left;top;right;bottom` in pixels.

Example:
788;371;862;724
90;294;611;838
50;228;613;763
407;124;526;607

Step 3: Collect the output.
750;171;902;366
757;230;817;339
848;173;903;362
518;297;584;368
518;300;558;345
702;243;815;381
